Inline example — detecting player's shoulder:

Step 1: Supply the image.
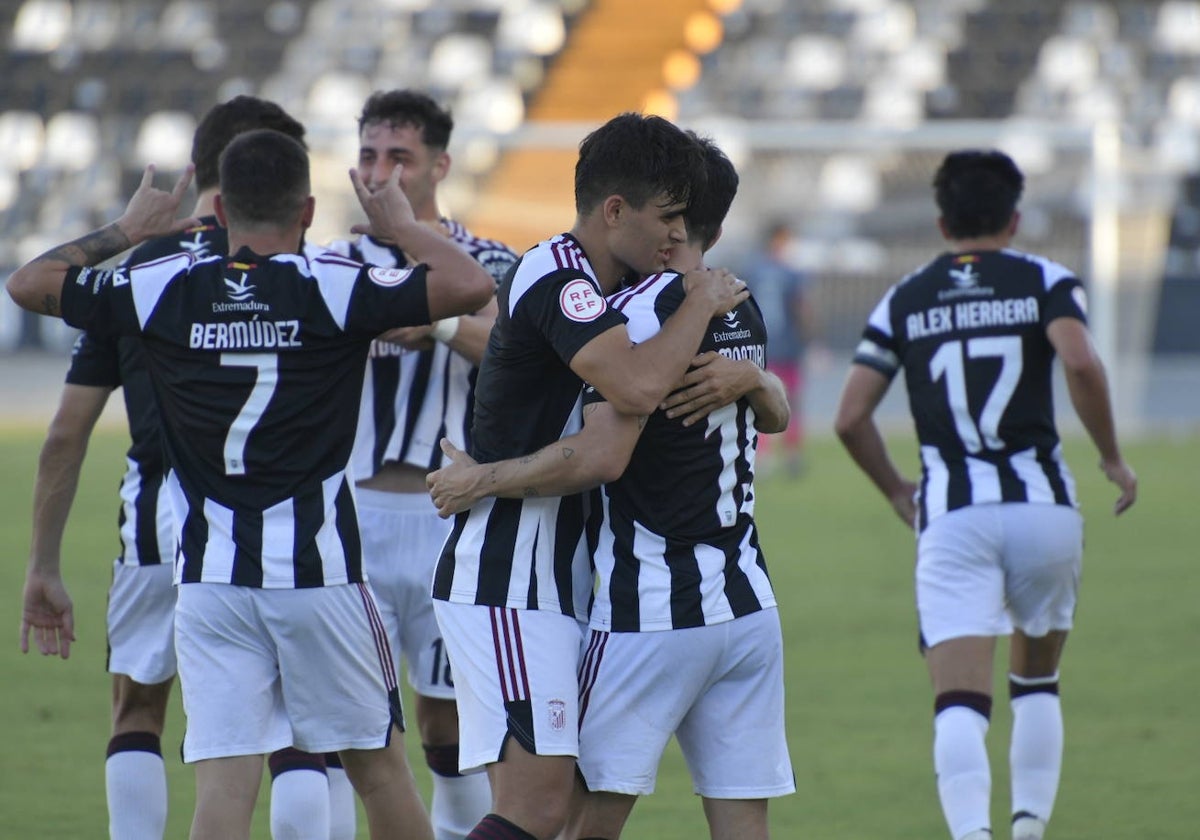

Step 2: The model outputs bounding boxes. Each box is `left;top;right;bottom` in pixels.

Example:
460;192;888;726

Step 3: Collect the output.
124;217;226;267
998;248;1079;290
608;270;683;313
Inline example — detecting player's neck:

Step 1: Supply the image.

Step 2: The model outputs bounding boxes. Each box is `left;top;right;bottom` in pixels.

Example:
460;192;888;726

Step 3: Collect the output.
948;233;1012;253
227;227;305;258
192;189;219;219
569;218;623;293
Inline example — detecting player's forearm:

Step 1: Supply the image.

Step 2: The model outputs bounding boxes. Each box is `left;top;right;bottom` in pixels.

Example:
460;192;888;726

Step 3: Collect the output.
836;417;910;503
28;435;90;572
8;223;134;316
477;440;617;500
1063;360;1122;464
391;222;493;320
747;369;791;433
442;312;493;365
615;294;712;415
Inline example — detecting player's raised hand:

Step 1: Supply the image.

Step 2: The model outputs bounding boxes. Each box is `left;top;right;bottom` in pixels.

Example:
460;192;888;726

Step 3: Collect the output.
350;164;416;240
682;267;748;316
427;438;483;518
115;164;201;245
1101;457;1137;515
20;567;75;659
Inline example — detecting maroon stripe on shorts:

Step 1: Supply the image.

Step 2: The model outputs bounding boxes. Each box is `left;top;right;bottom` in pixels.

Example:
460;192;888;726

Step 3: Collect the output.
357;583;398;693
578;629;608;724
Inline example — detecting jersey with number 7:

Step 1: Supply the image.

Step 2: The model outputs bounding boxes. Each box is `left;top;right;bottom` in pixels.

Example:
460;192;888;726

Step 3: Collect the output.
58;247;432;589
853;248;1088;531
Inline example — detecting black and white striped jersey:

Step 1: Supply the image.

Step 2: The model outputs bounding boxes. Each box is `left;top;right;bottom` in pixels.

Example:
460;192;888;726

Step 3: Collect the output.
853;249;1087;531
59;245;432;588
432;233;628;619
325;222;516;479
64;217;228;567
586;272;777;632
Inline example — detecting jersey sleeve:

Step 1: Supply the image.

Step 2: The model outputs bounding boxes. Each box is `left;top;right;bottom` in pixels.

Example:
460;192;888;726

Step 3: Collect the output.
516;270;628;366
64;331;122;388
1042;274;1088;326
333;262;432;337
852;286;902;378
60;265;145;338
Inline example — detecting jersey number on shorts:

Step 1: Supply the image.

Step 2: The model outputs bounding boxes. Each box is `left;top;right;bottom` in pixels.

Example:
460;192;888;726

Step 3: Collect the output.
430;638;454;688
220;353;279;475
929;336;1022;453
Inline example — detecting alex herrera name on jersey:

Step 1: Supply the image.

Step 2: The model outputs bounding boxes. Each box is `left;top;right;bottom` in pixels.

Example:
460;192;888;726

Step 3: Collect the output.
906;296;1040;339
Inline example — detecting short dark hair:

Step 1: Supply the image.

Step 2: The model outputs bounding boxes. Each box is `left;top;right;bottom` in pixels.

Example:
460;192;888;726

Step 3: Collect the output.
357;90;454;150
575;113;707;215
191;96;306;191
684;132;739;250
933;150;1025;239
218;129;310;229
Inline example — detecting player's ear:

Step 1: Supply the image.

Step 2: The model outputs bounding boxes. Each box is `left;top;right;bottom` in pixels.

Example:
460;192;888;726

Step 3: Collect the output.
602;195;624;228
936;216;950;240
705;224;724;251
1008;210;1020;238
213;193;228;227
432;150;450;182
300;195;316;228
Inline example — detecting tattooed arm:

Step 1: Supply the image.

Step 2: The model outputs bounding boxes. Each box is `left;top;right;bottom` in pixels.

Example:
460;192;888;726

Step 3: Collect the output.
426;403;646;517
7;165;199;316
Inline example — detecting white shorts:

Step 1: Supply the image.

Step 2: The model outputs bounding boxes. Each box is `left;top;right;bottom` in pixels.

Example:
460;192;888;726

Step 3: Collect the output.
916;503;1084;648
433;601;585;773
357;488;455;699
107;560;177;685
175;582;401;762
577;609;795;799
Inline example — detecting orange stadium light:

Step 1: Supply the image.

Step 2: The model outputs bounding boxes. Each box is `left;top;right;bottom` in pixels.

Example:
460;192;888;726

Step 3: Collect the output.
685;11;724;54
663;48;701;91
641;89;679;121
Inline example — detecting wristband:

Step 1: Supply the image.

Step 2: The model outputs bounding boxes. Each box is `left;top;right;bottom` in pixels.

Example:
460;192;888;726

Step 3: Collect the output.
430;316;461;343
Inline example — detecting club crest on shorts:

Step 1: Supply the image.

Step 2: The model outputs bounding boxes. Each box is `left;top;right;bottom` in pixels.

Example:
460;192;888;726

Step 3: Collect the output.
548;698;567;731
368;266;410;287
559;278;605;322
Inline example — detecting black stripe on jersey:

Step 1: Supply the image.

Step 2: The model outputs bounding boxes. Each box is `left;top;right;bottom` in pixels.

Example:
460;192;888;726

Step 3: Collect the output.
552;493;586;619
398;348;435;462
996;457;1029;503
293;488;325;588
666;538;705;629
133;473;164;565
370;357;400;472
1037;449;1073;506
723;516;763;618
946;461;973;509
433;512;469;596
476;499;522;605
231;509;265;587
334;479;362;582
607;508;642;632
178;479;208;583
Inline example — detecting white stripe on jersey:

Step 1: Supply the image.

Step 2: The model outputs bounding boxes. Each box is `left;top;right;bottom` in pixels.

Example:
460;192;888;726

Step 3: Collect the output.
1010;447;1061;504
131;253;194;328
509;235;595;317
314;471;351;581
308;254;374;330
200;494;236;582
117;458;144;564
964;457;1002;505
920;445;950;522
261;496;296;587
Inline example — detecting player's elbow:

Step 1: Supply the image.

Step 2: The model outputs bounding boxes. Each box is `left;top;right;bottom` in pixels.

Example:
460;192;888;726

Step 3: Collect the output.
833;408;865;445
755;413;789;435
588;446;632;485
604;386;662;418
427;262;495;320
6;266;41;312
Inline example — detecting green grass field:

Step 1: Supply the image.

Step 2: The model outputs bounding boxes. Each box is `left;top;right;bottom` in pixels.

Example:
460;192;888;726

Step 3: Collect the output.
0;425;1195;839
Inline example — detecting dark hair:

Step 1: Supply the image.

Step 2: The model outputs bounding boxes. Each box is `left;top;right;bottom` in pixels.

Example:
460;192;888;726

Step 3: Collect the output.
933;149;1024;239
191;96;306;191
357;89;454;149
218;129;310;229
575;113;707;215
684;132;739;249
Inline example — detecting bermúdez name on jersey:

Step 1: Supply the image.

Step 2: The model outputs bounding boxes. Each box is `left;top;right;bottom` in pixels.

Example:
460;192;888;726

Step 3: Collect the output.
854;249;1087;530
59;246;431;588
587;271;777;633
65;218;229;568
432;233;627;619
324;223;517;479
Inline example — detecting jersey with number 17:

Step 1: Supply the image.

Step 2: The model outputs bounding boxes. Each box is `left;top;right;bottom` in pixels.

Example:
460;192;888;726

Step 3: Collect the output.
853;248;1088;531
59;247;432;589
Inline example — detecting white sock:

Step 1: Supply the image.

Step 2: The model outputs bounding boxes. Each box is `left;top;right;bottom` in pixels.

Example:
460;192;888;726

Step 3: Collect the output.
431;770;492;840
1010;675;1063;827
326;764;358;840
106;740;168;840
270;768;331;840
934;705;992;840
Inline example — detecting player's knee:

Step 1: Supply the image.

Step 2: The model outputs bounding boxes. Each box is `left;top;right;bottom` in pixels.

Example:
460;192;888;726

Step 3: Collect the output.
934;690;993;721
415;694;460;745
